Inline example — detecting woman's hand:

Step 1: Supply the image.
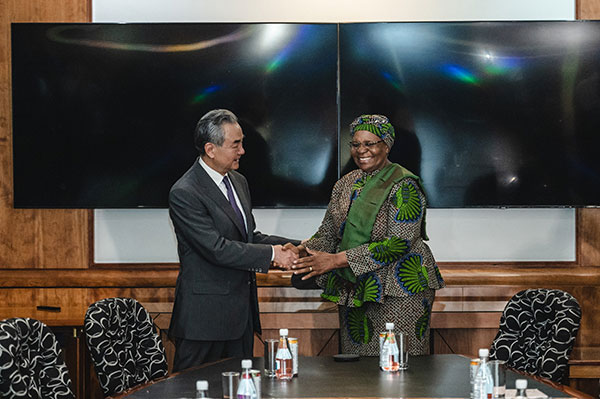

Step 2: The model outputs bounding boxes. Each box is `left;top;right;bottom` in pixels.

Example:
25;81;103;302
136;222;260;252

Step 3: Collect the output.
291;248;348;280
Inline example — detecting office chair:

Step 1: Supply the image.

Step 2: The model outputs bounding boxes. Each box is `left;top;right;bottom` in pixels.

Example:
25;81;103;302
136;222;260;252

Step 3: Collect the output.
489;288;581;384
0;317;74;399
84;297;168;397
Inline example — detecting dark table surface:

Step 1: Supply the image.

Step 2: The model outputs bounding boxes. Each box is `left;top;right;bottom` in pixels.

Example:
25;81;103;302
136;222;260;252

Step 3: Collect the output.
119;355;574;398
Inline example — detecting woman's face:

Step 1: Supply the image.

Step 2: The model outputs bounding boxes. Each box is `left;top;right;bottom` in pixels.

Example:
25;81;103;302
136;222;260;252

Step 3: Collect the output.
350;130;390;173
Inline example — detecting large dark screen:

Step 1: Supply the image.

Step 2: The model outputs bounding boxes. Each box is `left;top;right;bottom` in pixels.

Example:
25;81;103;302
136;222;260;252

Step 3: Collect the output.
12;23;338;208
340;21;600;207
13;21;600;208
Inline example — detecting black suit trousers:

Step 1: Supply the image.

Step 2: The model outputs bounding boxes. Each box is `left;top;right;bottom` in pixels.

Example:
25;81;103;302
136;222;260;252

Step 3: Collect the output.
172;306;255;373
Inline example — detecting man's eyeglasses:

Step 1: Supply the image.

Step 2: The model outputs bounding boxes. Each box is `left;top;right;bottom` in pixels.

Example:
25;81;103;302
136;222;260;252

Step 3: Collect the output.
348;140;384;149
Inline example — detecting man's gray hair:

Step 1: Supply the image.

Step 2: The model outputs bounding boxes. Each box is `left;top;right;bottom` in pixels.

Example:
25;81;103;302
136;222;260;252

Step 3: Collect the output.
194;109;239;155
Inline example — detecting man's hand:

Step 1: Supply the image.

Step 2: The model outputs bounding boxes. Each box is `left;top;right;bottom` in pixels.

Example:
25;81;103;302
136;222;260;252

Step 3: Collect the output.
271;244;299;270
283;242;308;258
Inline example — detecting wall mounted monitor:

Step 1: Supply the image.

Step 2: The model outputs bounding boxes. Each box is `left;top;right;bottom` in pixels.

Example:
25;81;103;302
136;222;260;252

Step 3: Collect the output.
340;21;600;207
13;21;600;209
12;23;338;208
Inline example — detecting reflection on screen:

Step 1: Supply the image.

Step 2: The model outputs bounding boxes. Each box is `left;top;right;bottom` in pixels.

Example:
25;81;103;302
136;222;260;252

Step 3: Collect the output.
13;21;600;208
12;23;338;208
340;21;600;207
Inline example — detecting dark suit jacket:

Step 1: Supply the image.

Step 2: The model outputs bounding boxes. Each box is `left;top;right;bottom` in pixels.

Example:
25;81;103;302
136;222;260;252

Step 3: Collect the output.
168;159;296;341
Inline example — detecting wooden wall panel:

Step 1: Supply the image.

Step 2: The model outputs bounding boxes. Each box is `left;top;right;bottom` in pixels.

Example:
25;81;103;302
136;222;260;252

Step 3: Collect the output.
433;328;498;358
0;287;175;326
3;0;90;21
578;209;600;267
578;0;600;19
87;287;175;308
567;286;600;350
0;0;599;397
0;268;178;287
0;0;91;269
39;210;91;267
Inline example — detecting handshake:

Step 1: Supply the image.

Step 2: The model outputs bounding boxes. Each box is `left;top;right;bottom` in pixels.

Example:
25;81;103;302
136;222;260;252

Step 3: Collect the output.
271;242;308;270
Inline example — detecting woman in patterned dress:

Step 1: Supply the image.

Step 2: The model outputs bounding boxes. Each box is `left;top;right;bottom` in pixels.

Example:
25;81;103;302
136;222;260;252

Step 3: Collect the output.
292;114;445;356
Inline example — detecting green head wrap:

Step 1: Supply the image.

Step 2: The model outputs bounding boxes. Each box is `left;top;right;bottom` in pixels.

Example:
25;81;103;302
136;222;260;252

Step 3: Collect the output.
350;114;395;148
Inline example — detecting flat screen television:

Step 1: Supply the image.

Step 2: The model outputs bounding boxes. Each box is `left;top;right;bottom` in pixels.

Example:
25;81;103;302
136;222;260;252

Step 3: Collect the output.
11;23;338;208
12;21;600;208
340;21;600;207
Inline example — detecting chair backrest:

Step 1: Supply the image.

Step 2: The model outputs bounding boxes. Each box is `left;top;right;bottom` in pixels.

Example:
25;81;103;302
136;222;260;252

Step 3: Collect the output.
0;317;74;399
84;297;168;397
489;288;581;384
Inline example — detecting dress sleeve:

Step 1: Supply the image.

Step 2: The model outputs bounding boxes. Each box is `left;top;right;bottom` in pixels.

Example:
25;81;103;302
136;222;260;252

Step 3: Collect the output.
344;177;426;277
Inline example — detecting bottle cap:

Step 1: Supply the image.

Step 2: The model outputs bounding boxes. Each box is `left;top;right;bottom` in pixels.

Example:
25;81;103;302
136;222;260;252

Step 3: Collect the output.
196;380;208;391
515;379;528;390
385;322;394;330
241;359;252;369
478;348;489;357
279;328;288;336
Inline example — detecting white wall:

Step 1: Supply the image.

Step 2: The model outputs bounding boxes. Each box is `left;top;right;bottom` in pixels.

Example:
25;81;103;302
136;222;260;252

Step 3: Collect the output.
92;0;577;264
93;0;574;23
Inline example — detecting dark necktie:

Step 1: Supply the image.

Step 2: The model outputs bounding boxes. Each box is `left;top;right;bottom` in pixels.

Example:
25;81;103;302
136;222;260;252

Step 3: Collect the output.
222;175;247;238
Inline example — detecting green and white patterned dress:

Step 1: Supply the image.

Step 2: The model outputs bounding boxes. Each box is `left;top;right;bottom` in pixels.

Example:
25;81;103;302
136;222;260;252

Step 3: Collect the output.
306;166;445;356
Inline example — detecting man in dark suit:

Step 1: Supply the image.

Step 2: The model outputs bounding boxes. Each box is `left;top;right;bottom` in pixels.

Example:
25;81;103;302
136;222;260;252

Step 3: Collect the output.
168;109;299;372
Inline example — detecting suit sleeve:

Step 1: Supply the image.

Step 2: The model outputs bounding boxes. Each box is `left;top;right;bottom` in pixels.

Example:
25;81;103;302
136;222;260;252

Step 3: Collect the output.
169;186;272;272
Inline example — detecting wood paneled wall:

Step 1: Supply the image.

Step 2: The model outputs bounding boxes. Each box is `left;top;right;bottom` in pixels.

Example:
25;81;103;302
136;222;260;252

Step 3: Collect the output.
578;0;600;18
1;0;600;280
0;0;91;269
3;0;600;398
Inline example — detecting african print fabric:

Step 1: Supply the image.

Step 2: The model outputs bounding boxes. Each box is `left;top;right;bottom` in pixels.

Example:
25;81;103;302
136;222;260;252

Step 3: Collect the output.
339;291;435;356
305;166;445;355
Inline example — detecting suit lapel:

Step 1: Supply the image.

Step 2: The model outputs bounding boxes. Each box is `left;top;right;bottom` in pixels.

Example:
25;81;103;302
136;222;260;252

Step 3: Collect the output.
191;162;248;240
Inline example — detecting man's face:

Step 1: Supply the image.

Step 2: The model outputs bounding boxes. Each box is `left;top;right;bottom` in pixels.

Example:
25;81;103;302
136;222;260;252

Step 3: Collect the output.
206;122;245;175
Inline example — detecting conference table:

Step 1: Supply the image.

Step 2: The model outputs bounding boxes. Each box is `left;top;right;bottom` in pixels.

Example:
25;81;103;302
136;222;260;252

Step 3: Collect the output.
115;355;588;398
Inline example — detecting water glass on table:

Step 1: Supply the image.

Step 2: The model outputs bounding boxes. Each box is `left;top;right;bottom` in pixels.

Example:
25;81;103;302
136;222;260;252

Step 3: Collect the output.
489;360;506;399
264;339;278;378
397;331;409;370
221;371;239;399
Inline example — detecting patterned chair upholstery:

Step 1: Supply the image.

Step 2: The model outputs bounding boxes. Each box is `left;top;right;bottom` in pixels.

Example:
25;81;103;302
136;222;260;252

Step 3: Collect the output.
489;288;581;384
0;317;74;399
84;297;168;397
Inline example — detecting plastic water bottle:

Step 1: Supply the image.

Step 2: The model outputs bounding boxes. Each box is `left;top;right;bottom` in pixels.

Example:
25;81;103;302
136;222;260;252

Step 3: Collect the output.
380;322;400;372
195;380;209;398
237;359;257;399
275;328;293;380
473;348;493;399
515;379;528;399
